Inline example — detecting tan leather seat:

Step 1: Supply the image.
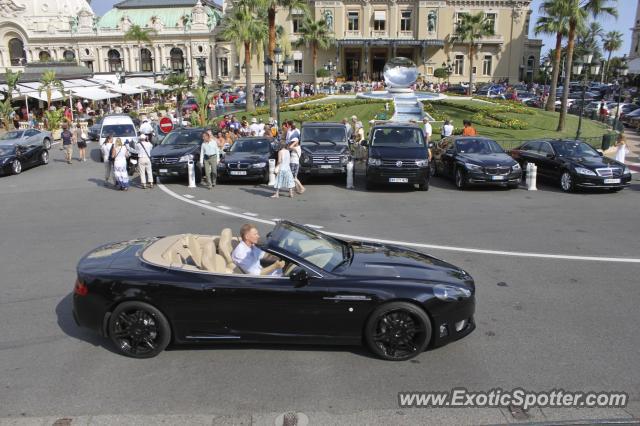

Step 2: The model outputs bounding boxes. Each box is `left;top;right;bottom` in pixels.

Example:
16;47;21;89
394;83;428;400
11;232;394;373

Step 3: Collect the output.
201;241;228;273
218;228;235;269
186;234;203;268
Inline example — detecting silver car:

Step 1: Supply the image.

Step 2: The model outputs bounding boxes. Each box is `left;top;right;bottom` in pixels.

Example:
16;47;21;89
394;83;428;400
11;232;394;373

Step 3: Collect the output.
0;129;54;150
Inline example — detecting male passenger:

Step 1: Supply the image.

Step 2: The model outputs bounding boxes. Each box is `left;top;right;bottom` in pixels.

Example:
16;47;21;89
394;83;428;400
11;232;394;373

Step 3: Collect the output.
231;224;285;276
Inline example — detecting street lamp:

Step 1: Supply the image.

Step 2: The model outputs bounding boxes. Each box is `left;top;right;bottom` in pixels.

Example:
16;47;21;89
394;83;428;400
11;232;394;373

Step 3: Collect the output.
263;45;292;128
574;52;600;140
196;57;207;88
541;60;551;108
612;54;629;131
441;60;453;86
115;63;125;85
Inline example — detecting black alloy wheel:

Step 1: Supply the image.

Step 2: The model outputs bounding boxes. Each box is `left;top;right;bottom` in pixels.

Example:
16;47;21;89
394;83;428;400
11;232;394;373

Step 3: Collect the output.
365;302;432;361
418;178;429;191
40;150;49;165
454;167;467;190
11;159;22;175
42;138;52;150
108;301;171;358
560;171;575;193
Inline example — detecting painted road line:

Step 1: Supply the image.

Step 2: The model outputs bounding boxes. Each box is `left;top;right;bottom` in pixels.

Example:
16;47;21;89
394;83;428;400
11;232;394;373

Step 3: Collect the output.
304;224;324;229
183;194;195;199
217;205;231;210
158;183;640;264
243;212;259;217
198;200;211;204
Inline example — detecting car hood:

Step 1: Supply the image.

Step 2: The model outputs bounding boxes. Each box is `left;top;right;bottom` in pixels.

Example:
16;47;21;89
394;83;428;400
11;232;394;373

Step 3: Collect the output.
223;151;269;163
369;146;427;159
301;144;349;155
563;155;622;168
151;144;200;157
337;242;474;288
457;153;517;167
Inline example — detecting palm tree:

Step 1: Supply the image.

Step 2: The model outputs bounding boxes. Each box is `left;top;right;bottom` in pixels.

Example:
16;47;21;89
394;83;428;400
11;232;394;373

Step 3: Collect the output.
163;72;192;125
293;17;334;86
193;86;211;127
557;0;617;132
602;31;623;82
452;12;494;95
38;70;65;107
220;1;268;113
535;1;569;111
123;24;156;72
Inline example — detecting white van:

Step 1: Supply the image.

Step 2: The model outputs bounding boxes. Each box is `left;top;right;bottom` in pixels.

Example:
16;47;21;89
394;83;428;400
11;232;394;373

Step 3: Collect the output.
99;115;138;161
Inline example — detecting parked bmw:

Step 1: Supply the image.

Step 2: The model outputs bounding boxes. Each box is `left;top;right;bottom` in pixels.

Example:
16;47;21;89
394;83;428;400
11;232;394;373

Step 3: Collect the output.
151;127;205;182
510;139;632;192
0;141;49;176
0;129;53;150
433;136;521;189
218;136;275;183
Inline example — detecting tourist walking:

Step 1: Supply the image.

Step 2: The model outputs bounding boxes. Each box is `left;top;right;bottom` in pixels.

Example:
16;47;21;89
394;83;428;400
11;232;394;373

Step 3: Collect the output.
199;131;220;190
288;136;305;194
60;123;74;165
422;117;433;143
111;138;130;191
74;121;87;162
271;142;295;198
101;135;114;186
136;134;154;189
615;134;629;164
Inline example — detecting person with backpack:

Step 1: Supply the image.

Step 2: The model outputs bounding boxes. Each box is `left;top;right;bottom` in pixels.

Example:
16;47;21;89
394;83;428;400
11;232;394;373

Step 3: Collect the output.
61;123;74;164
136;134;154;189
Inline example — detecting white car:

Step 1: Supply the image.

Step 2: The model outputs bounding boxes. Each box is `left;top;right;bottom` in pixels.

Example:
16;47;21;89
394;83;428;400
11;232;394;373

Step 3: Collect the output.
98;115;138;161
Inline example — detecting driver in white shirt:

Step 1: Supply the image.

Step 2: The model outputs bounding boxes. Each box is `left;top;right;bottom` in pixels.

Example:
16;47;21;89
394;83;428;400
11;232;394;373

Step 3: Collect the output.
231;224;284;276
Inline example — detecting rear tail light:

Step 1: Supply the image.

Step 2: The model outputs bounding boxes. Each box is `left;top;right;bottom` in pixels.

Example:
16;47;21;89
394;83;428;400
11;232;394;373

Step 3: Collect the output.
74;279;88;296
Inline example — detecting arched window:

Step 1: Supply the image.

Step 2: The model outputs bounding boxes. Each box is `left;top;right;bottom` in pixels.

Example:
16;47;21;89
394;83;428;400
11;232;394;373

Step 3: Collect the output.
170;47;184;72
39;51;51;62
8;38;26;66
140;48;153;72
108;49;122;72
63;50;76;62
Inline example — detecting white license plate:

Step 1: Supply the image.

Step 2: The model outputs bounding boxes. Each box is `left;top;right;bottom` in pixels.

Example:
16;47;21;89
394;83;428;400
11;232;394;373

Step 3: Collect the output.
159;168;168;173
491;175;505;180
320;165;332;169
389;178;408;183
230;171;247;176
604;178;620;184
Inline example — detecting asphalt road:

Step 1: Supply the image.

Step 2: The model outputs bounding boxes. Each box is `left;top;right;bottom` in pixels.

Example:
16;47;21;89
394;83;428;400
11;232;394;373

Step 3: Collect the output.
1;144;639;425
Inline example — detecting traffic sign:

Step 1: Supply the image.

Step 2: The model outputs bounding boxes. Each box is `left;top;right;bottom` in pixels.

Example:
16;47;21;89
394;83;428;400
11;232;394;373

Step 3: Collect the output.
159;117;173;133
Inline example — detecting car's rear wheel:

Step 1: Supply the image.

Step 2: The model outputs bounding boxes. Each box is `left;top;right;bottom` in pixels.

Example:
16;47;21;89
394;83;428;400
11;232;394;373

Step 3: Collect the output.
365;302;432;361
560;171;575;193
11;159;22;175
40;150;49;165
42;138;51;150
108;301;171;359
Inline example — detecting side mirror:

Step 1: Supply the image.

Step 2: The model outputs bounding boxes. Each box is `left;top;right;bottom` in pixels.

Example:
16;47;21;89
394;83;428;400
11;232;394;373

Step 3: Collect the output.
223;147;230;152
597;150;604;156
546;153;555;159
290;269;310;287
428;142;435;149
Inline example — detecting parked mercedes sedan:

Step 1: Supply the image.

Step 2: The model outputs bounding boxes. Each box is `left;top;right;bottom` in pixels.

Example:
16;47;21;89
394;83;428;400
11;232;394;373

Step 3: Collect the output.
0;142;49;176
73;221;475;361
510;139;632;192
0;129;53;150
432;136;521;189
218;136;275;184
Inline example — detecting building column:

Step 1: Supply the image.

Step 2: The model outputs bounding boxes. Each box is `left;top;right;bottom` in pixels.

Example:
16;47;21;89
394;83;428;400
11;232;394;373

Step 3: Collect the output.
155;45;162;73
186;43;193;75
0;48;7;67
96;47;104;72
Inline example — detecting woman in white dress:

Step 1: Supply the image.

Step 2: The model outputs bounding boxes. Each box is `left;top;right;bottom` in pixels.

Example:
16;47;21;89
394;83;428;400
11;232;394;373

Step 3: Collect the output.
111;138;130;191
615;134;629;164
271;142;295;198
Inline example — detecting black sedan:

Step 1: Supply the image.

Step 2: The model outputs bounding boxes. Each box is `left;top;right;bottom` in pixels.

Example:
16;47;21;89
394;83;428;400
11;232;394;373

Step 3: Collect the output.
510;139;632;192
0;142;49;175
151;128;206;182
433;137;522;189
73;221;475;361
218;137;275;184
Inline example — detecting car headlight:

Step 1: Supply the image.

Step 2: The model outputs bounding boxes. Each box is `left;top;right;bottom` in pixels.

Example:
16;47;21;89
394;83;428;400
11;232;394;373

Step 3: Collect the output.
512;163;521;171
340;155;349;165
623;166;631;175
302;155;311;164
178;154;193;163
368;157;382;166
433;284;472;302
574;167;596;176
252;162;267;168
464;162;483;172
415;159;428;167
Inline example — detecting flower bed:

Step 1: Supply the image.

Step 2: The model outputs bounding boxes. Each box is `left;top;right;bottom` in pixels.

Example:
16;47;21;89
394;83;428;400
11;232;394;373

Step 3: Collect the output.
432;100;532;130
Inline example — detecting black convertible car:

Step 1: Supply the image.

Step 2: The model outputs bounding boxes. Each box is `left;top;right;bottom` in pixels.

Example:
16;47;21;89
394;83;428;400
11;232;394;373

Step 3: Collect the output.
73;221;475;361
0;142;49;176
218;136;275;183
510;139;632;192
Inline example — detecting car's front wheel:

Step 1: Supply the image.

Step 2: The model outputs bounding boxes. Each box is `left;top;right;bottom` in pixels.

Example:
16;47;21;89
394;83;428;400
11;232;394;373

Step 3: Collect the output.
108;301;171;359
364;301;432;361
11;159;22;175
40;150;49;165
454;167;467;190
560;171;575;193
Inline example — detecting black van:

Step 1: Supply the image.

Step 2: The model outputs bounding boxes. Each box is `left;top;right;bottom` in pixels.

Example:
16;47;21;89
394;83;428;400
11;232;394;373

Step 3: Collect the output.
299;122;351;180
363;123;430;191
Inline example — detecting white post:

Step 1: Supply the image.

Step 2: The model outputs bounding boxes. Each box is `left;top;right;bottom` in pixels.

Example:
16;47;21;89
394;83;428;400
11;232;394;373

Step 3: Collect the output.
346;160;354;189
187;159;196;188
24;94;29;121
268;159;276;186
527;163;538;191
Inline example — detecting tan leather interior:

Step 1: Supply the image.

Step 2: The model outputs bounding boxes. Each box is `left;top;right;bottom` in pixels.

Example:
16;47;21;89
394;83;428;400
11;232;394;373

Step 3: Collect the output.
218;228;234;268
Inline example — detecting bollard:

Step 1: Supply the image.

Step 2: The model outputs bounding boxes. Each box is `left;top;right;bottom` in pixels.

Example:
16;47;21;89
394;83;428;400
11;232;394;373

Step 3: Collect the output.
268;159;276;186
525;163;531;187
527;163;538;191
187;160;196;188
346;160;354;189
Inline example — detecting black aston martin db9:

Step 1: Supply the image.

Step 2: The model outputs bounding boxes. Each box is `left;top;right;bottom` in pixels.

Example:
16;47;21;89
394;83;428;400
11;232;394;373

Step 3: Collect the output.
73;221;475;361
0;142;49;176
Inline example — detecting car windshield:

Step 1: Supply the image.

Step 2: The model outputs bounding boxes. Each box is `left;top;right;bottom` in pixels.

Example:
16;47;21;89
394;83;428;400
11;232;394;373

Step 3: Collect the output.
0;131;23;140
551;141;600;158
371;128;425;147
455;138;504;154
301;127;346;145
102;125;136;137
161;131;202;145
267;222;348;271
231;138;271;153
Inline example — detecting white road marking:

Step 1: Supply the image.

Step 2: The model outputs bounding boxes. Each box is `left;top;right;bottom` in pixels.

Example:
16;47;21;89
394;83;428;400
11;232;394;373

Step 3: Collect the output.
304;224;324;229
217;205;231;210
158;183;640;264
242;212;259;217
183;194;195;199
198;200;211;204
